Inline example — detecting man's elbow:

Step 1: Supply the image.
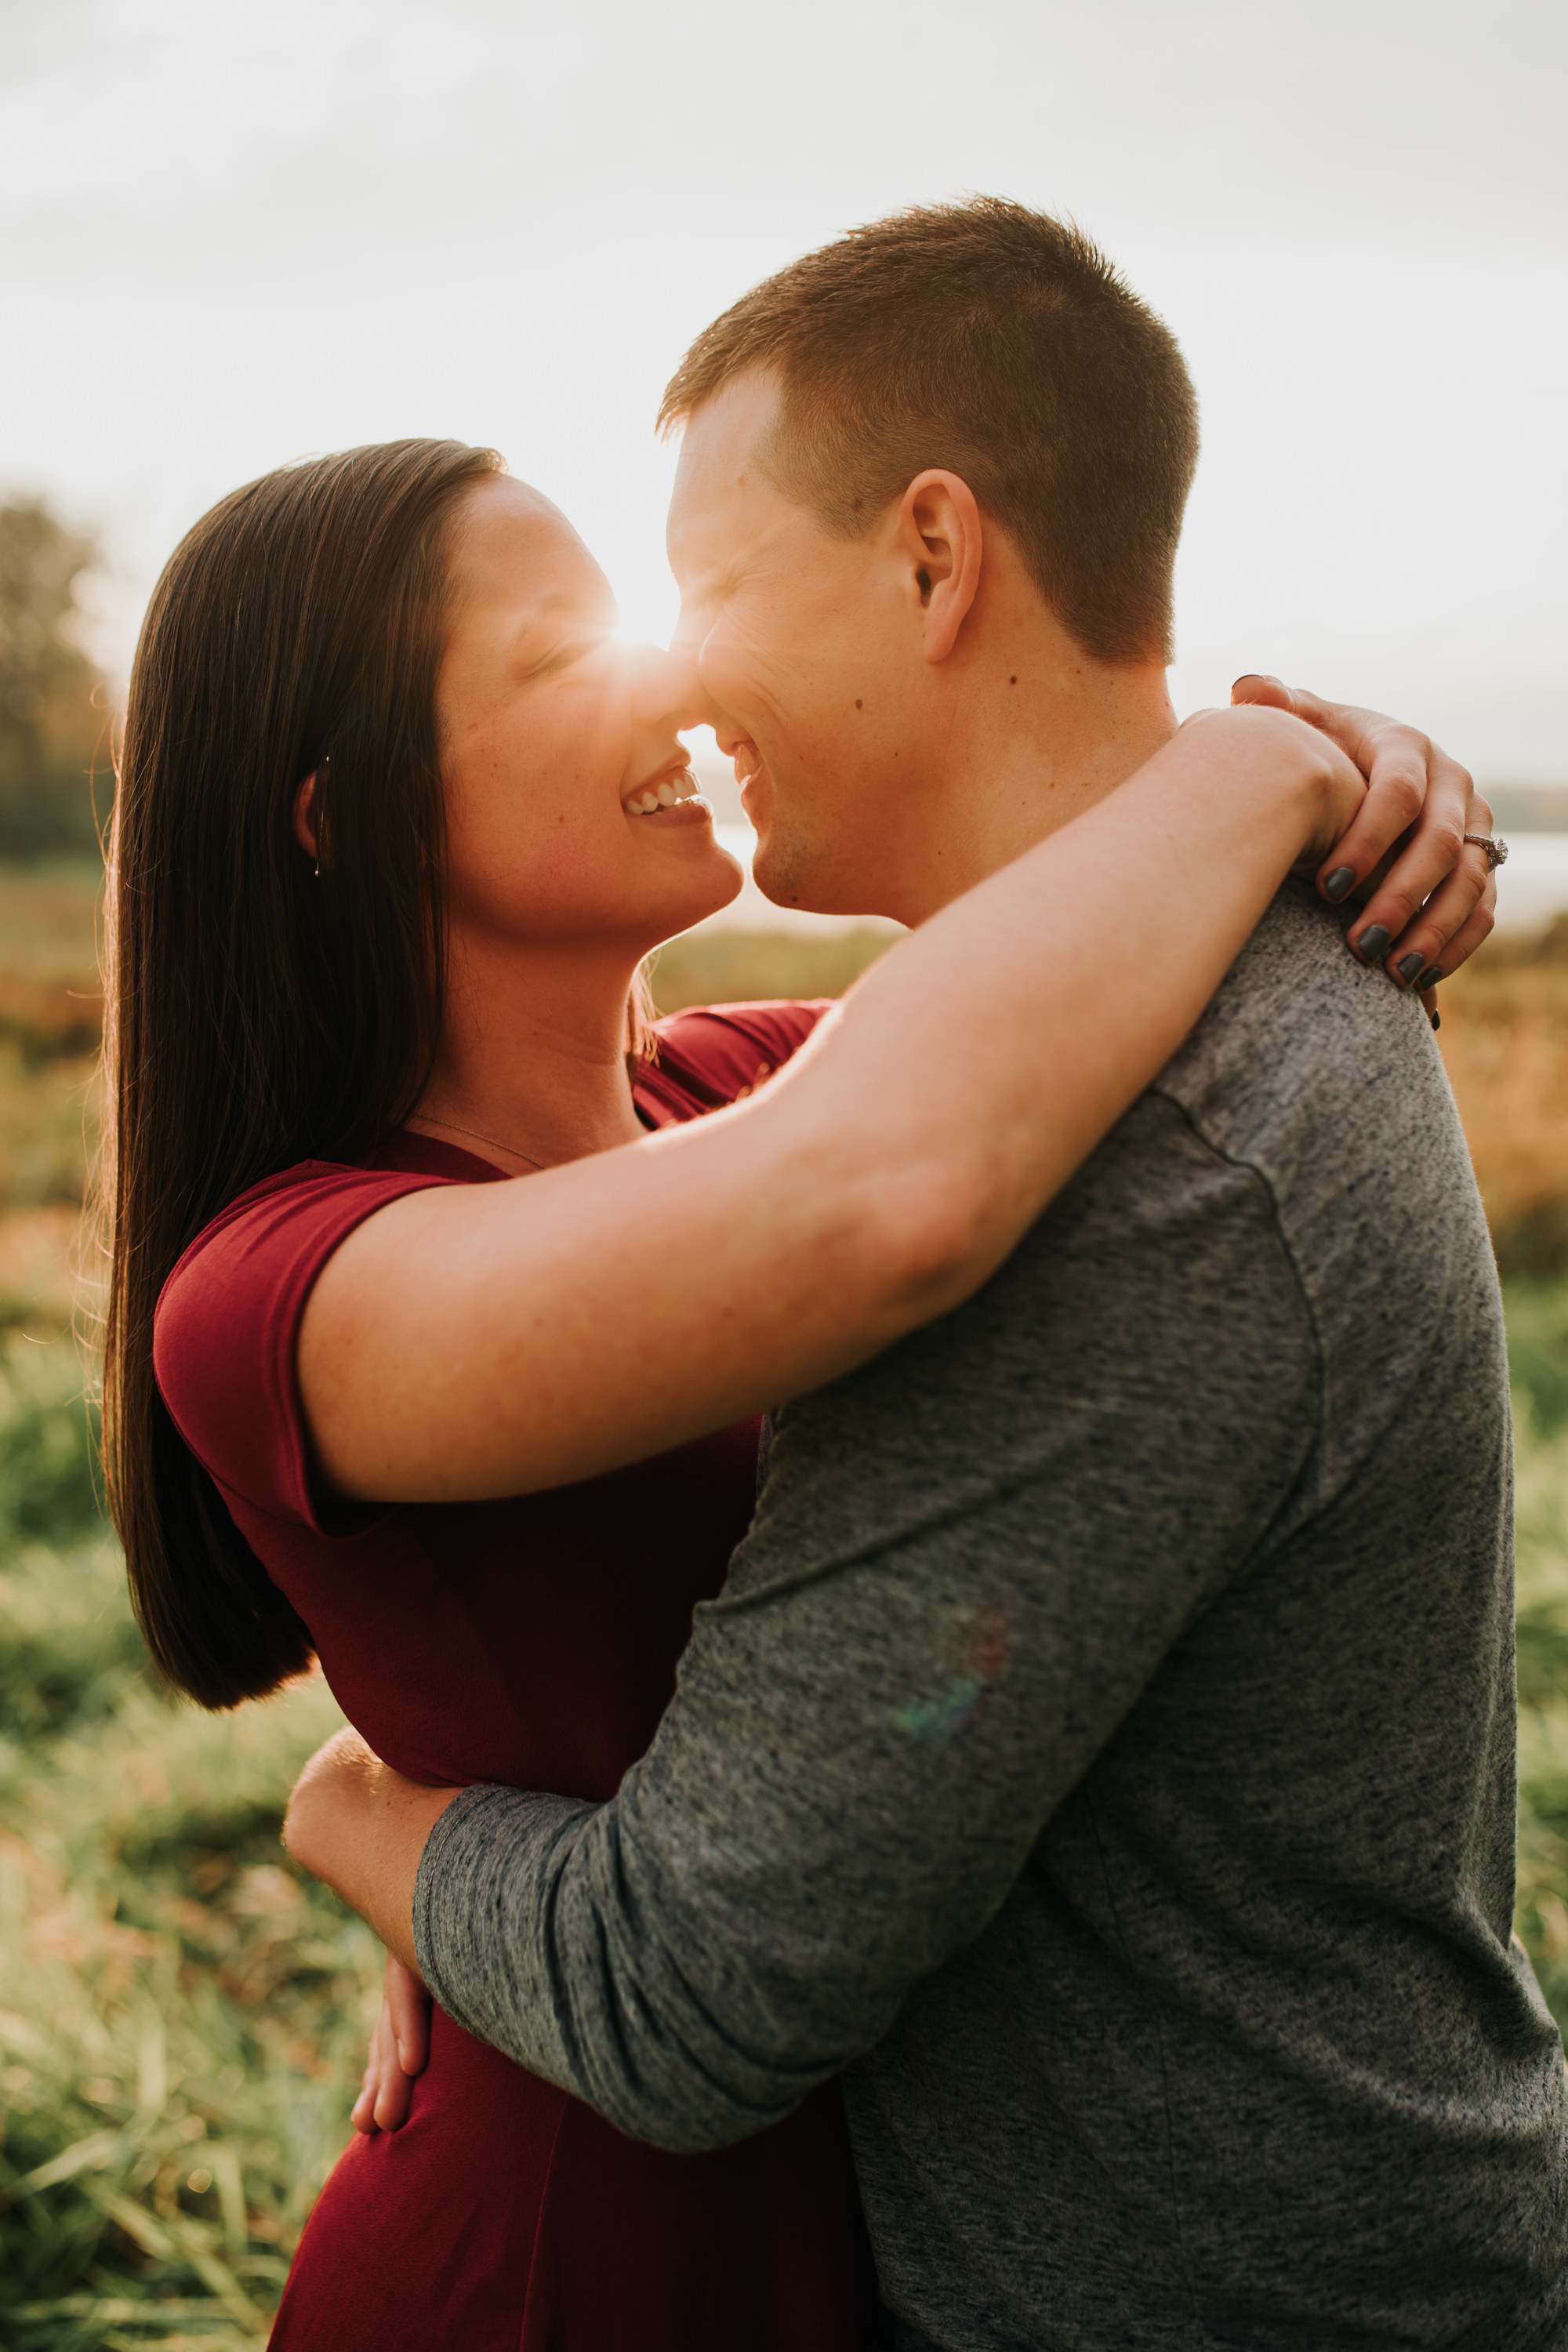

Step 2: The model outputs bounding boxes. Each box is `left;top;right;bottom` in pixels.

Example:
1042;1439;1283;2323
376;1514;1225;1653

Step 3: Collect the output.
581;2053;819;2156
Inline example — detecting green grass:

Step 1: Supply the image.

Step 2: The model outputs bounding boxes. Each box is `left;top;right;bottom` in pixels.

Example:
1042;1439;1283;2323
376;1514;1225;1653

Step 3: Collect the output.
0;1340;379;2349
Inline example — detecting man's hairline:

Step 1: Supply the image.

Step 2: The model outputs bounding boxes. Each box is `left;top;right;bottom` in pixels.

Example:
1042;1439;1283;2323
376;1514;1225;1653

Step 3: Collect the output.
670;365;1011;559
668;367;1173;668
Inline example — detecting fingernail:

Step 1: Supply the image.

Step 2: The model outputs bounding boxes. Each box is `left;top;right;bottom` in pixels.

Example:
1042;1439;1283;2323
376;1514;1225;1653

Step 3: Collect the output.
1355;924;1391;964
1429;1008;1441;1032
1396;952;1425;986
1323;866;1356;903
1415;965;1441;993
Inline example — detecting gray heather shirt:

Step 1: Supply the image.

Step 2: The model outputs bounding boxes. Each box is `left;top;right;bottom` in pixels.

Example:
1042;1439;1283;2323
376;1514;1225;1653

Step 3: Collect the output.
414;883;1568;2349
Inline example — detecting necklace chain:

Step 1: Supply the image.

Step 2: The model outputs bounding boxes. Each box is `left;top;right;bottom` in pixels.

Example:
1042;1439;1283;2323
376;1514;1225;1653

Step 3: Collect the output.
410;1112;547;1171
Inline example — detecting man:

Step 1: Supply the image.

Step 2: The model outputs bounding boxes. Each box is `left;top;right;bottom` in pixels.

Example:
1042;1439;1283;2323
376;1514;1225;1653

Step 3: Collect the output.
289;203;1562;2345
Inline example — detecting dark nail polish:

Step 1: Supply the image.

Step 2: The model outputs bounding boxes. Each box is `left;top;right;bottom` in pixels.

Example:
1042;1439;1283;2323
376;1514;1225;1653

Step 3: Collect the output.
1396;951;1425;986
1323;866;1356;903
1429;1009;1441;1032
1355;924;1392;964
1415;966;1442;994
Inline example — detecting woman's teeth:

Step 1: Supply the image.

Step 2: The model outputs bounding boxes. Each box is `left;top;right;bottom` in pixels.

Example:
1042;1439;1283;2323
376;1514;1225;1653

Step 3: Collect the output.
623;770;704;817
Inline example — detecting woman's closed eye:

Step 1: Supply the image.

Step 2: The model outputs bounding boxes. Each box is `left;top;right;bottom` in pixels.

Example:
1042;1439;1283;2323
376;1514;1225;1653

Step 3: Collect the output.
526;628;615;680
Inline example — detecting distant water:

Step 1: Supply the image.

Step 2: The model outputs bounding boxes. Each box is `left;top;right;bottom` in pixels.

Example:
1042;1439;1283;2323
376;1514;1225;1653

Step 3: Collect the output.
701;822;1568;937
1491;835;1568;931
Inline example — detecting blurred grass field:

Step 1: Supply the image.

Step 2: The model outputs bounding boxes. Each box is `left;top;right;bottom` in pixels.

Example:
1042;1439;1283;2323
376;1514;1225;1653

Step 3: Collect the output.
1;861;1566;2345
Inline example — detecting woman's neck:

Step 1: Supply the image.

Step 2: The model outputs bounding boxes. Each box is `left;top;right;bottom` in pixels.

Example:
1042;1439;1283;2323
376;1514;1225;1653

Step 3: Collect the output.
409;935;651;1177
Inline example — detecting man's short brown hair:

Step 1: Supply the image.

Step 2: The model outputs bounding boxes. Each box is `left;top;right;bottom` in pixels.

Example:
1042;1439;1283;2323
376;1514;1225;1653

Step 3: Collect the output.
660;199;1199;667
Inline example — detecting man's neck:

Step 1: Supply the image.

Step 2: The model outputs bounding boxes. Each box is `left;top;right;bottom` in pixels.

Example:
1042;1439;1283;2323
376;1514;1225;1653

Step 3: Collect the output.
897;658;1178;926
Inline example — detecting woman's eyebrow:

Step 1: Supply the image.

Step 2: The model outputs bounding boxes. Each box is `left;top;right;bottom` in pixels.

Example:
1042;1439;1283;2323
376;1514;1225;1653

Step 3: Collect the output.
522;588;618;629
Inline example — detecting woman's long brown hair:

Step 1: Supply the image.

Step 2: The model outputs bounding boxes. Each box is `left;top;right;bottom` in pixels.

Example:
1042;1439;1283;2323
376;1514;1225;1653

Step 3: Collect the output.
100;438;503;1709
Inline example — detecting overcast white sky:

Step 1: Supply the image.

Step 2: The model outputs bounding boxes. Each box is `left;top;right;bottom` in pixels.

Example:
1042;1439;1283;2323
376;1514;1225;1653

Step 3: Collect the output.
2;0;1563;777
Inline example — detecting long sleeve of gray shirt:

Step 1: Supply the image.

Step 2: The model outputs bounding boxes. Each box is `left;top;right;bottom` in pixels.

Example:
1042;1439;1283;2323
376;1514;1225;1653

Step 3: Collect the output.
413;884;1568;2350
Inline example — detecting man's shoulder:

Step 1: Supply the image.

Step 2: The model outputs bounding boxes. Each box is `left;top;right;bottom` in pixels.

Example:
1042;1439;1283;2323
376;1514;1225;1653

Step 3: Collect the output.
1152;878;1456;1184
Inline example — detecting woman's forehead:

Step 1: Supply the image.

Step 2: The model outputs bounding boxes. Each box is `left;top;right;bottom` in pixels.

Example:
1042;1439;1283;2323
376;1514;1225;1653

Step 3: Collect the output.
451;475;613;623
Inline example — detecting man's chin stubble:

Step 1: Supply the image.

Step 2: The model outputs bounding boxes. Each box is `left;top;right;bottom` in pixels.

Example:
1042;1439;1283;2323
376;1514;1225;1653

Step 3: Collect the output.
753;823;893;922
753;839;841;919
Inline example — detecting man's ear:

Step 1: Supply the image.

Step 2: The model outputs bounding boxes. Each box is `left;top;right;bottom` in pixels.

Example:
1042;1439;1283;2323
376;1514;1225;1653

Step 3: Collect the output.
292;771;319;866
895;470;983;664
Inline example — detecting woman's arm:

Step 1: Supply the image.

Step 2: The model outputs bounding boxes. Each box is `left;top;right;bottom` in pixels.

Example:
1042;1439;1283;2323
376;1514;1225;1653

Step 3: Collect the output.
296;706;1379;1504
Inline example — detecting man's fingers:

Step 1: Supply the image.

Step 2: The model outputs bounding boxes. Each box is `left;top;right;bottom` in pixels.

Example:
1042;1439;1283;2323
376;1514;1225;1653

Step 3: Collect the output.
352;2003;394;2136
353;1981;426;2137
386;1957;432;2075
372;2043;417;2132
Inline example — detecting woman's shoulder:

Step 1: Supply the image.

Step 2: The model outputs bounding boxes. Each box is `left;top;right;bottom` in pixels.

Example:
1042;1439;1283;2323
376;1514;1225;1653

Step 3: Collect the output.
154;1152;478;1526
635;1000;834;1127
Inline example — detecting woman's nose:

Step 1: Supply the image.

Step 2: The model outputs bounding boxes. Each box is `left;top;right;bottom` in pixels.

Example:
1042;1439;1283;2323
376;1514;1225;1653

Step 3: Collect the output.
627;640;717;733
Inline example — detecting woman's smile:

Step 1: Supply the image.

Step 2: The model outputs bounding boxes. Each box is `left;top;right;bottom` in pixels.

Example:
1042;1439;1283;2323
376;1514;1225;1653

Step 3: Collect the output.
622;759;712;826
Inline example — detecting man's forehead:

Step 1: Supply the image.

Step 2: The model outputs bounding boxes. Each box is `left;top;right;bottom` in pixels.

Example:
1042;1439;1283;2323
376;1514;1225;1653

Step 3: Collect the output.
666;371;788;569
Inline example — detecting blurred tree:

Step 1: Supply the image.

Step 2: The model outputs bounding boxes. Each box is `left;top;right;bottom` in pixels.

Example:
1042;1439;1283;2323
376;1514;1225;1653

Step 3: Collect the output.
0;497;112;860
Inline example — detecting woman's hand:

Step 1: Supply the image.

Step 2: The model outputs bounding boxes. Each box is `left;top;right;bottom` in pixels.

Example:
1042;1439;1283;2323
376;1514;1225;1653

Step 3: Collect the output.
1232;676;1497;1001
352;1953;434;2136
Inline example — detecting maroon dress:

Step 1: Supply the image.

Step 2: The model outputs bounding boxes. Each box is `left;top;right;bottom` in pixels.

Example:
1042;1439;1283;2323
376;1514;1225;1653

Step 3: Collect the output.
153;1004;866;2352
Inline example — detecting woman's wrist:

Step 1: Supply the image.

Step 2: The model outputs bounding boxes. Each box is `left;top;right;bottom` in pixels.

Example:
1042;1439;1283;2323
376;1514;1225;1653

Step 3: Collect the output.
1180;704;1359;864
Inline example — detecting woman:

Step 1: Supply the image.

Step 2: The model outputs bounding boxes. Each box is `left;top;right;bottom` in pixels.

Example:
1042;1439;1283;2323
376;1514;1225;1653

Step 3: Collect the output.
107;437;1482;2350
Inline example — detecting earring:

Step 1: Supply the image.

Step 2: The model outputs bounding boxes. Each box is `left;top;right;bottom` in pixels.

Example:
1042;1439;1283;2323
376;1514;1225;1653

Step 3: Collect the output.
314;752;330;875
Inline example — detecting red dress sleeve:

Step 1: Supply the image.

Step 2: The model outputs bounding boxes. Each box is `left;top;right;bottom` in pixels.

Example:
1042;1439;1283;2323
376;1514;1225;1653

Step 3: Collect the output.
157;1003;831;1524
635;1000;832;1127
154;1162;473;1532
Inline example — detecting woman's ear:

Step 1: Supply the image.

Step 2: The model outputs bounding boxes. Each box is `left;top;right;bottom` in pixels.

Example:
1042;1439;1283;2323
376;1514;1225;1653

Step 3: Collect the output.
293;771;320;868
895;470;983;664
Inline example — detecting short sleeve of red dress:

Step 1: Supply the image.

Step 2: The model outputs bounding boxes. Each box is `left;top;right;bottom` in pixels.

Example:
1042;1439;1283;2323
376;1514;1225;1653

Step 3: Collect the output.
154;1155;485;1535
154;1000;832;1530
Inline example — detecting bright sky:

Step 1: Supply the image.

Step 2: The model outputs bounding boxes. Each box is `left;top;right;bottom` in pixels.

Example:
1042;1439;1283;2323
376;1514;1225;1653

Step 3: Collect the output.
2;0;1563;777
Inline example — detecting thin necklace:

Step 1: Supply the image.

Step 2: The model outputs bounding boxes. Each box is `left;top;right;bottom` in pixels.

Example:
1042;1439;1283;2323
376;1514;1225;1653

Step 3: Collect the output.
409;1111;548;1171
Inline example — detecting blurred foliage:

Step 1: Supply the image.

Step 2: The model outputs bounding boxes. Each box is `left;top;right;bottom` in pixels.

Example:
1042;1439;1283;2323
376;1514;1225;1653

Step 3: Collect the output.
0;1339;377;2350
648;922;896;1014
0;503;113;862
1439;918;1568;1276
1505;1275;1568;2030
